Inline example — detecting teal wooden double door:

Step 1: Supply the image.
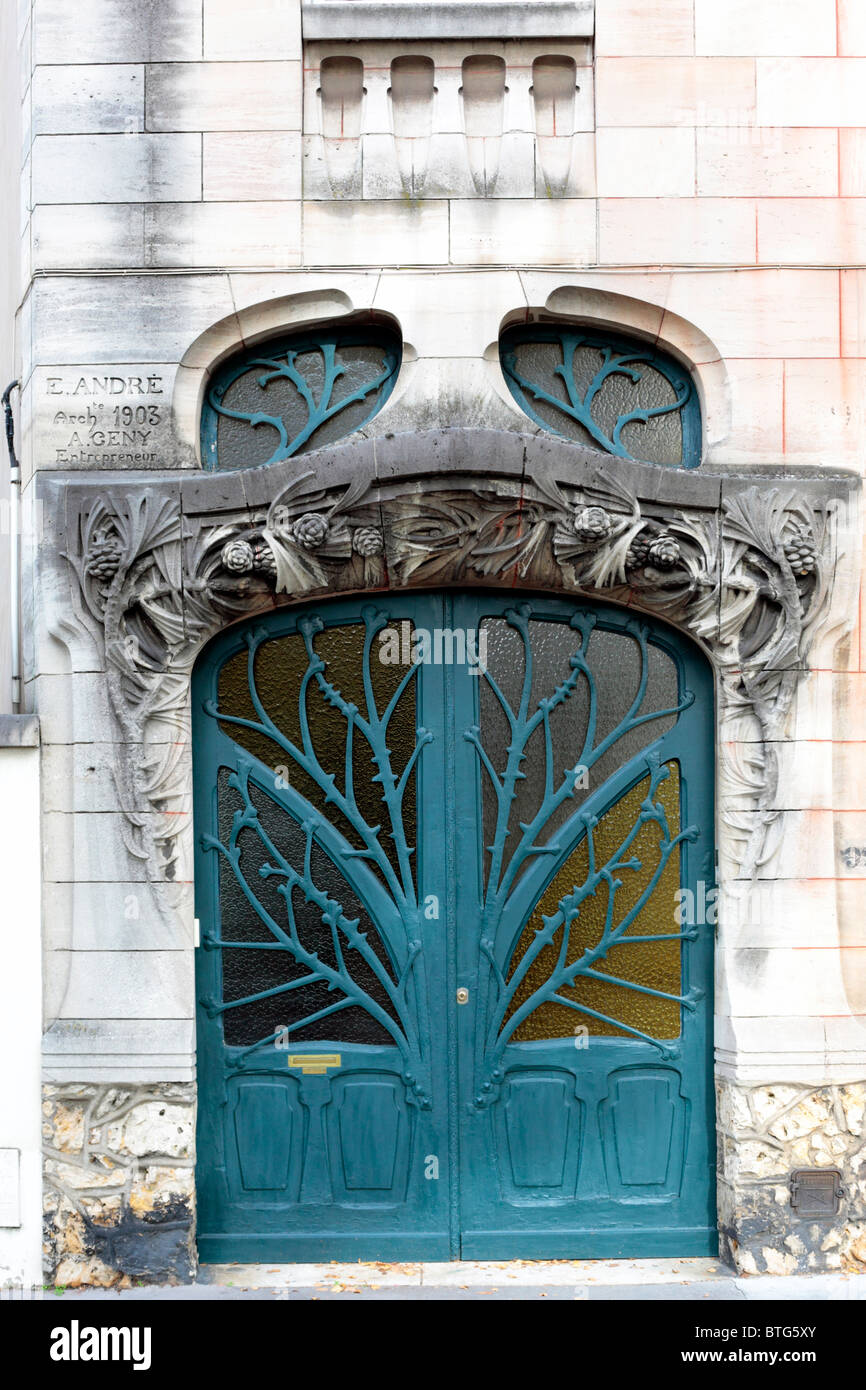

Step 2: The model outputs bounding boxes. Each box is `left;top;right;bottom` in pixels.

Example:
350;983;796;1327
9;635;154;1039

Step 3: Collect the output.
194;591;716;1262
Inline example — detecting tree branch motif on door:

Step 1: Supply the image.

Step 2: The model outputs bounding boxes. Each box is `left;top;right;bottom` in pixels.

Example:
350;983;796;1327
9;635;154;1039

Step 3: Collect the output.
198;608;433;1107
465;604;701;1104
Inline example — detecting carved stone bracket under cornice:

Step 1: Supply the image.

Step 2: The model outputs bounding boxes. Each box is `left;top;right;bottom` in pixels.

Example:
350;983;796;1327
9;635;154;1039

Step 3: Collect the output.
45;429;859;889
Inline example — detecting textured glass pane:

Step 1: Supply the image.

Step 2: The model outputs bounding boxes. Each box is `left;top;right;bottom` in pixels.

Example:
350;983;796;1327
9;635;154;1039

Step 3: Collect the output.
599;361;682;466
217;621;417;885
205;333;400;471
217;770;399;1047
510;341;683;465
502;329;699;468
479;617;677;882
505;766;682;1041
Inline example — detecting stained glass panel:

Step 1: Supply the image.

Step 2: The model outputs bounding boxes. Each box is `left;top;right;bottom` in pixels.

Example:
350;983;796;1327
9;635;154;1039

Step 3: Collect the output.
505;766;682;1041
500;325;701;468
202;328;401;471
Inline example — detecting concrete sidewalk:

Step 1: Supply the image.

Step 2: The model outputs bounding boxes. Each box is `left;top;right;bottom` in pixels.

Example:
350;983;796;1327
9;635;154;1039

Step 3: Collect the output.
42;1258;866;1300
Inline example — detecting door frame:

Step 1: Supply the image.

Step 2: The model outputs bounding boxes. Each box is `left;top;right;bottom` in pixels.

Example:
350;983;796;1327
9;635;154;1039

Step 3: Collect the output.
191;586;717;1261
55;427;857;1271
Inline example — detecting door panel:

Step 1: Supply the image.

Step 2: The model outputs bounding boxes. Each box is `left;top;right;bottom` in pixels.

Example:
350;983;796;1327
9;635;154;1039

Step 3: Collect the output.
194;591;715;1261
600;1067;686;1194
496;1069;583;1196
194;595;452;1262
328;1073;412;1198
231;1079;298;1193
451;594;715;1258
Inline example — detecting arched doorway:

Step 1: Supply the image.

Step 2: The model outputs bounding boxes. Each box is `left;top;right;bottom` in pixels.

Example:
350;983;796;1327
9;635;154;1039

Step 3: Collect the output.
192;590;715;1262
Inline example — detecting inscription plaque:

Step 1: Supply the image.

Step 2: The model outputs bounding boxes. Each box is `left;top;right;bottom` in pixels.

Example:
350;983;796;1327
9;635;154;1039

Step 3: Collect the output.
34;366;179;469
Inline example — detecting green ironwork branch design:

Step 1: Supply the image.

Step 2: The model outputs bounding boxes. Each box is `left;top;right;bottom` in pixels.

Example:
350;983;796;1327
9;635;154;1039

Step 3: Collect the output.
201;605;432;1096
465;606;698;1099
500;329;697;467
201;764;430;1106
475;755;700;1103
205;334;400;469
204;606;426;913
468;604;693;908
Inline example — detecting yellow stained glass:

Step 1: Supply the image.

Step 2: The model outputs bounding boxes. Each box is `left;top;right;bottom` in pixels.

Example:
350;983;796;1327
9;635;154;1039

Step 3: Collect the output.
505;765;682;1041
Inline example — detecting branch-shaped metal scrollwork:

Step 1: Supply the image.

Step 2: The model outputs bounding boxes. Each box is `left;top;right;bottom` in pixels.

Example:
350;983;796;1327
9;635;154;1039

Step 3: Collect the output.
501;330;696;466
469;604;693;908
200;604;432;1101
475;756;700;1105
204;606;427;912
465;606;698;1103
206;337;400;468
201;765;430;1106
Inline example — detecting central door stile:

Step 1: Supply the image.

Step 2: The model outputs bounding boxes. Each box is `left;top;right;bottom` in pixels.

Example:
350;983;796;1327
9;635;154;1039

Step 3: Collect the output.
441;591;462;1260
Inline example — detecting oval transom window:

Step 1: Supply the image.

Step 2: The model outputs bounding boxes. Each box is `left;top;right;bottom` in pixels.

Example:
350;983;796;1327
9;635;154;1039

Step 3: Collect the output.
202;323;401;471
500;324;701;469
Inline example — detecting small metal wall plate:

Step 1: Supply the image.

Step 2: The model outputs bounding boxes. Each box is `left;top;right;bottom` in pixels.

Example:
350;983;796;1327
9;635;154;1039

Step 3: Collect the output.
288;1053;342;1075
789;1168;844;1217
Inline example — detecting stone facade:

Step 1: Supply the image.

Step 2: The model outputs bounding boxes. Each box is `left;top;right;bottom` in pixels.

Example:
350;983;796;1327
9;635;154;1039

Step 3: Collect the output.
0;0;864;1282
717;1080;866;1275
42;1083;195;1287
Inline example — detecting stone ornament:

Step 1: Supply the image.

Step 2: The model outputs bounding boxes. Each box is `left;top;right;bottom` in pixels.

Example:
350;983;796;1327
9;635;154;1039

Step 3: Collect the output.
58;430;856;890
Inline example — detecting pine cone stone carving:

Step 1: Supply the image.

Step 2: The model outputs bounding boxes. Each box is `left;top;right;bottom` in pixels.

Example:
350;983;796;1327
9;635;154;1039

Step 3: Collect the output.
783;526;818;576
85;537;123;582
353;526;384;557
647;533;680;570
292;512;329;551
252;540;277;577
221;539;255;574
574;505;612;545
625;533;651;569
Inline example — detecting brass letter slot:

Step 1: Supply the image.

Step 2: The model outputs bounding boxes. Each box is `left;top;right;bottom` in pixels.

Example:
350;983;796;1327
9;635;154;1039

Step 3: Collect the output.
288;1053;341;1075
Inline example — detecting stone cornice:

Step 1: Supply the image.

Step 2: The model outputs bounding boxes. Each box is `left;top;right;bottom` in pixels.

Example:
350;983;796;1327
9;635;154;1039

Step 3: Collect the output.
301;1;594;42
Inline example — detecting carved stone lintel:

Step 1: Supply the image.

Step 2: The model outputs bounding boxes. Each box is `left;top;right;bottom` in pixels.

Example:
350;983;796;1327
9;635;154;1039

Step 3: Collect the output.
50;429;858;888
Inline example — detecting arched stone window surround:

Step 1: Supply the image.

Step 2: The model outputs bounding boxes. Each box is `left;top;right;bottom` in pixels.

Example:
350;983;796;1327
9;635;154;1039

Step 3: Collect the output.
488;285;730;465
171;281;730;470
171;289;411;468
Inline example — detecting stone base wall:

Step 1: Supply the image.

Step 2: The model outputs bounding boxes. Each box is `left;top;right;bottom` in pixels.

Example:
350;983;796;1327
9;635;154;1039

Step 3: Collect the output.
717;1080;866;1275
42;1083;196;1287
41;1077;866;1283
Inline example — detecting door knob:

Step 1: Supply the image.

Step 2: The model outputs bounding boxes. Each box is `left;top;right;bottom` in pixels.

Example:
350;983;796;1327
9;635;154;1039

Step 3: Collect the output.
456;988;469;1005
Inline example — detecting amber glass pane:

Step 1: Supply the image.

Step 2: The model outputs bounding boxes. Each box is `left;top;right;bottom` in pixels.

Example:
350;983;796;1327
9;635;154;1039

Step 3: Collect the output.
505;765;682;1041
217;621;417;884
